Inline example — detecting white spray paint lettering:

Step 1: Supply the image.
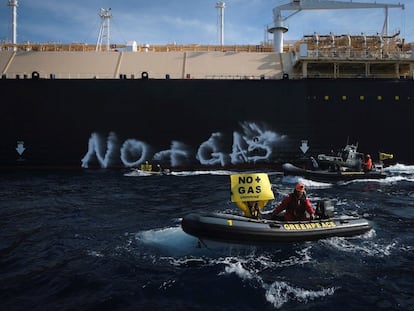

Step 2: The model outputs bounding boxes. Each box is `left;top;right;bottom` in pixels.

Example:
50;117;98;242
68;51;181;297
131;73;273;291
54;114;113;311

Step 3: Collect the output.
81;122;286;168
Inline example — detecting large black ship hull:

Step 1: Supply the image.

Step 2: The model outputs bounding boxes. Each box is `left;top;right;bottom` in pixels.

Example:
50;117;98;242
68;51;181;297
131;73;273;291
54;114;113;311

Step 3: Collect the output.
1;77;413;170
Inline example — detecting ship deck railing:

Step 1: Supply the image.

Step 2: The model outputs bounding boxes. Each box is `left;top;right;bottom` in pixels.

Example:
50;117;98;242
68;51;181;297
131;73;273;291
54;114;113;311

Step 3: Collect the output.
0;43;275;53
290;73;413;79
300;49;413;60
2;71;412;80
1;72;283;80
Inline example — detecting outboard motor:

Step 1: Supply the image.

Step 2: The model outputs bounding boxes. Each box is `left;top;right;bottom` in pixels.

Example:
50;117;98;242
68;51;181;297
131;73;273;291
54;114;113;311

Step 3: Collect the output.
315;200;334;219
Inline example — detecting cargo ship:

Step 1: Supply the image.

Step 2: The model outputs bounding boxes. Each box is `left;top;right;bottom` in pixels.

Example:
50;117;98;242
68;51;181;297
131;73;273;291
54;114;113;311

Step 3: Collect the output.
1;0;413;170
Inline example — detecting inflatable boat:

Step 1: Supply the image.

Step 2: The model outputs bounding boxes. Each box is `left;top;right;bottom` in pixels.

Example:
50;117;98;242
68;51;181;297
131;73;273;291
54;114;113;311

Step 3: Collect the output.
282;162;387;182
123;162;170;177
181;172;372;245
181;211;372;245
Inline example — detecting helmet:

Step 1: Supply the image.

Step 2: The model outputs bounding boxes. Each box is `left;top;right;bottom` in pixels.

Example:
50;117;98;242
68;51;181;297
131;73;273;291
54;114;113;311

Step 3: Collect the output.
295;182;305;193
366;154;371;158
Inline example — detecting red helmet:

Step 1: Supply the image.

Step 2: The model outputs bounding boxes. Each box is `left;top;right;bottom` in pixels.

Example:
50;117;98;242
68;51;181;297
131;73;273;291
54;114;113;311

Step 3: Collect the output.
295;182;305;193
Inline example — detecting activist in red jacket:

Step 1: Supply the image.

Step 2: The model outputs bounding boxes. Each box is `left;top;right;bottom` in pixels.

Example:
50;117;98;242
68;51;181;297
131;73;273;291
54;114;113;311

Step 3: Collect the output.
271;183;315;221
362;154;373;172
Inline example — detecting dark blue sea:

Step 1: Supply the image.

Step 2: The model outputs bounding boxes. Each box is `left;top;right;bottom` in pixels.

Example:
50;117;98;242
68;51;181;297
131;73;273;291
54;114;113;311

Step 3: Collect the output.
1;165;413;311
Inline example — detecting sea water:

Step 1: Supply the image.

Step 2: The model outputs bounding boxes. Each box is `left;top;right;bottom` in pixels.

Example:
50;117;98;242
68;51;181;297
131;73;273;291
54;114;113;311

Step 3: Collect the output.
0;165;413;310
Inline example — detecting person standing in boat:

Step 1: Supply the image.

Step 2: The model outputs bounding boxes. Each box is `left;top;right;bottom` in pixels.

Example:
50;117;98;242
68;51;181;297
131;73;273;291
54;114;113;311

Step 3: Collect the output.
270;183;315;221
362;154;373;172
309;156;319;170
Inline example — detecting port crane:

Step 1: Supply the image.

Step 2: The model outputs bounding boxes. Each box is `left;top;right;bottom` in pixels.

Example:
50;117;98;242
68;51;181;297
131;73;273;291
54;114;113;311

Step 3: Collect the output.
268;0;405;53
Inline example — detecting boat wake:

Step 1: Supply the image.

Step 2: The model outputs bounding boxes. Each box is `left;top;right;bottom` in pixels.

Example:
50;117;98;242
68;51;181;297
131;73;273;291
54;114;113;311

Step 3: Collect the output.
281;175;333;189
321;232;411;258
340;174;414;186
134;225;203;256
383;163;414;174
123;170;153;177
281;163;414;187
131;221;406;309
170;170;236;176
217;252;336;309
135;229;338;308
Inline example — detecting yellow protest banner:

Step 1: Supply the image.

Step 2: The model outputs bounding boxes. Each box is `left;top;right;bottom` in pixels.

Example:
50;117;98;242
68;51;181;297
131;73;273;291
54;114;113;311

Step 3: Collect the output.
230;173;274;202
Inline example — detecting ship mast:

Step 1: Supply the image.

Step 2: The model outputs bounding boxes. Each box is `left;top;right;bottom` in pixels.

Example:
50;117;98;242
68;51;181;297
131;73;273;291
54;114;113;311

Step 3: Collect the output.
269;0;405;53
96;8;112;52
7;0;18;51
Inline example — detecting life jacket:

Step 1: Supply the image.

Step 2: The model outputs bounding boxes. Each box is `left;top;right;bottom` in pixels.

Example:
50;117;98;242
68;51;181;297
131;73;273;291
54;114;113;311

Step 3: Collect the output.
286;193;307;220
236;200;268;218
366;159;372;170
